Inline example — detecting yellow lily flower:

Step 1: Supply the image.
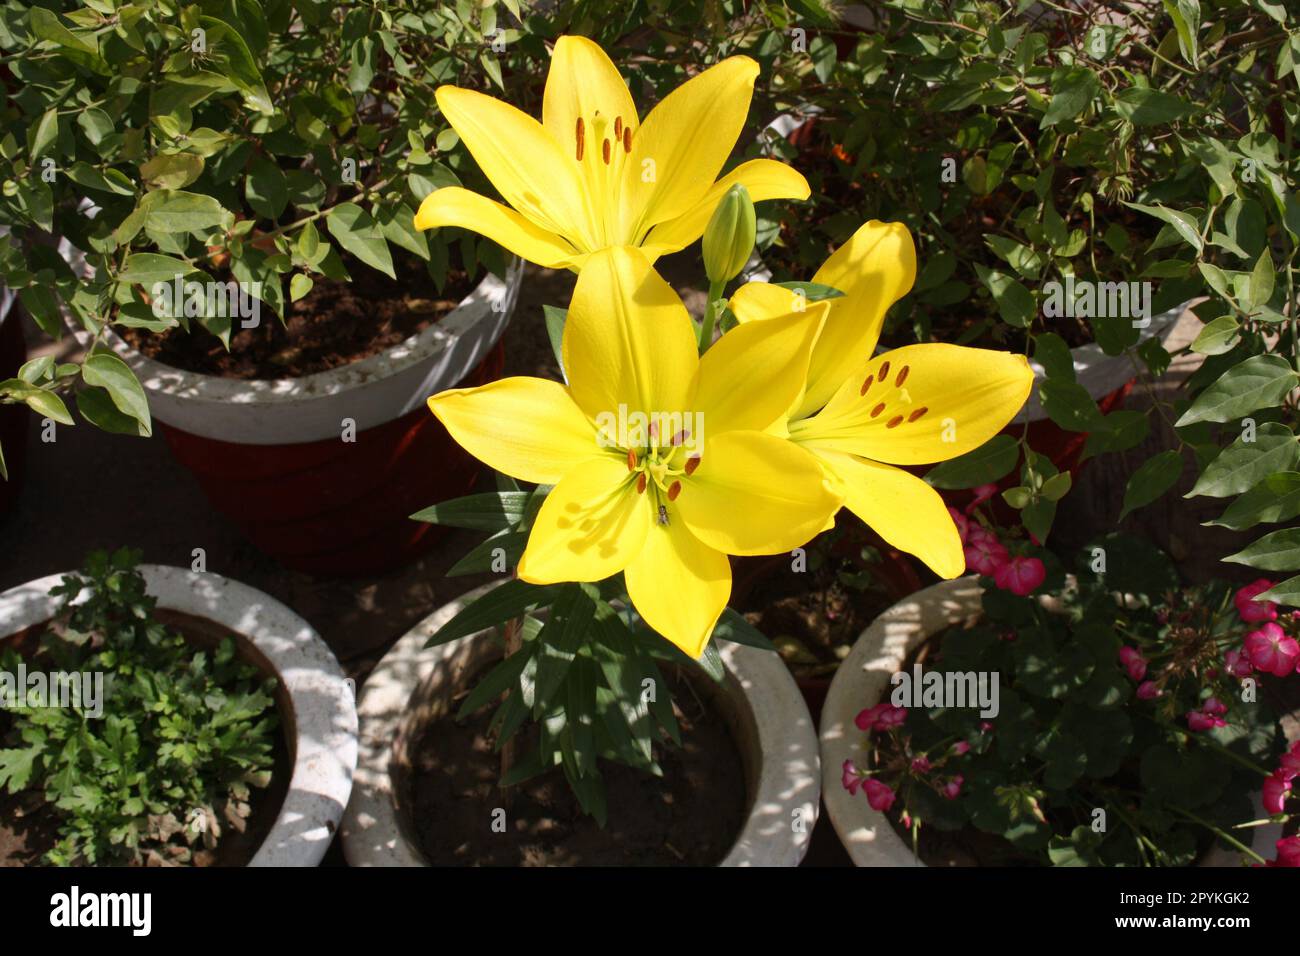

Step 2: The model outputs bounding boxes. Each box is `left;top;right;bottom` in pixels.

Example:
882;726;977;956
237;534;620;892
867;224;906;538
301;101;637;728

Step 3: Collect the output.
729;221;1035;579
413;35;809;270
427;247;841;657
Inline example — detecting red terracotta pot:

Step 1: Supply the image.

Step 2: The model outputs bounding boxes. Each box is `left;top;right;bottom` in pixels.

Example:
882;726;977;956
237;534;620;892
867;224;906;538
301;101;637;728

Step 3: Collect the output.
159;340;504;577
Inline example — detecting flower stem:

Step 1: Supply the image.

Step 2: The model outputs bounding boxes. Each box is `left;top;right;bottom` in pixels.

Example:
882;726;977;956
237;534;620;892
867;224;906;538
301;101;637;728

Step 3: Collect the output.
698;279;725;352
1170;806;1269;866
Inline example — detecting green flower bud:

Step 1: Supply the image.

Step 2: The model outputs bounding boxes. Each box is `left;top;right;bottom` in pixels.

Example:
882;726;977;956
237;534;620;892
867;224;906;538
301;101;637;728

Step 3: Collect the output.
702;183;756;285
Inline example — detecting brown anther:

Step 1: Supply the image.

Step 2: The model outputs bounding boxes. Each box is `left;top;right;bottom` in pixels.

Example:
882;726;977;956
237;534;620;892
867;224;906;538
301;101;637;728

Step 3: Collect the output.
667;480;682;501
886;415;904;429
685;455;701;476
623;127;632;152
908;406;928;422
878;360;890;381
870;403;886;418
614;116;623;139
670;429;688;447
602;138;611;164
575;117;585;161
896;365;910;386
626;449;637;471
636;473;647;494
647;421;658;442
859;374;874;396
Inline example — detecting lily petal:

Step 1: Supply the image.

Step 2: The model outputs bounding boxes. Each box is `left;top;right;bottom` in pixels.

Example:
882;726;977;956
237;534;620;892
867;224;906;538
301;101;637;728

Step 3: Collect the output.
563;246;698;423
427;377;597;485
813;449;965;578
620;56;759;244
792;343;1033;465
435;85;592;250
639;158;810;260
675;430;841;556
414;187;581;269
625;517;731;659
692;304;825;433
800;221;917;417
517;456;650;584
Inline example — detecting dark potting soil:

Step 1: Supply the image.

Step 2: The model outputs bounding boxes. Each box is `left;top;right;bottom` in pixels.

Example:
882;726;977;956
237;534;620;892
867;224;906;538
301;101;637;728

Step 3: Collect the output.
121;253;477;380
0;613;290;867
406;670;749;865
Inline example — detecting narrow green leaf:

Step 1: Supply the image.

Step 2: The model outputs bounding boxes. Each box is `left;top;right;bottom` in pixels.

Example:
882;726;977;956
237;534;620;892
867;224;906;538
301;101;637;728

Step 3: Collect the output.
1120;449;1182;519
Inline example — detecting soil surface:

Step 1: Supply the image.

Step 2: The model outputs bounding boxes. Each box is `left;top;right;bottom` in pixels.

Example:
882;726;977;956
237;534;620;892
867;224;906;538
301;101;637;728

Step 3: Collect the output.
0;614;290;867
406;669;748;865
122;253;476;380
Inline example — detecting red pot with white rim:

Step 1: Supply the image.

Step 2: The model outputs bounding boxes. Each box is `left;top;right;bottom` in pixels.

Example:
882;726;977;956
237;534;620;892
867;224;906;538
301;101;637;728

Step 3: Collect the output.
70;260;522;576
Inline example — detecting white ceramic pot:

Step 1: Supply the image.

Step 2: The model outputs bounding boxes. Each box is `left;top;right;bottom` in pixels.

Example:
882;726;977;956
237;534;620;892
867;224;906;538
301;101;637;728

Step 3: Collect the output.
69;259;523;445
0;565;358;867
342;583;820;867
820;576;1281;866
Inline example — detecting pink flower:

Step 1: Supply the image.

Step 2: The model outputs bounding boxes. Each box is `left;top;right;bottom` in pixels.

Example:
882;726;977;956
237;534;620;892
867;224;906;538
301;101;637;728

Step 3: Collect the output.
980;721;994;734
1245;622;1300;678
1224;647;1254;678
1203;698;1227;717
994;556;1046;596
964;528;1009;576
1270;837;1300;867
1186;700;1227;732
947;507;970;544
1136;681;1161;700
841;759;864;796
910;755;932;774
951;741;970;756
1234;579;1278;623
1263;772;1294;815
1118;646;1147;682
941;775;964;800
900;811;912;830
965;483;998;514
863;778;896;813
855;702;907;732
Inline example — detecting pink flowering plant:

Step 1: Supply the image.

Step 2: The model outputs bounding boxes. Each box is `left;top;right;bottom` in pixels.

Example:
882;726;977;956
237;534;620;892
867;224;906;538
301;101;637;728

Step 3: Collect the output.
843;533;1297;866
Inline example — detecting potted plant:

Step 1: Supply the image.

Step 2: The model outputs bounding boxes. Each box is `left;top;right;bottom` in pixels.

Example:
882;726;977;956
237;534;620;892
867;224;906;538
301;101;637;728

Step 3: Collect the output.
0;0;524;574
0;549;357;865
822;530;1292;866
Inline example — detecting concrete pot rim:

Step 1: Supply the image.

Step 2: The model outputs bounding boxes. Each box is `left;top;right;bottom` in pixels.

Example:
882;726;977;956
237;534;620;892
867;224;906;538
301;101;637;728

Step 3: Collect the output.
65;257;523;443
342;582;821;867
0;565;358;867
819;575;1281;867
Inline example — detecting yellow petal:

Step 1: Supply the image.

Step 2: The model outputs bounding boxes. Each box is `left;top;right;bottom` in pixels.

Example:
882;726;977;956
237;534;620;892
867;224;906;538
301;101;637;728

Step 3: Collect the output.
813;449;965;578
692;304;825;433
792;343;1033;465
798;220;917;417
414;187;581;269
427;377;596;485
517;456;650;584
639;159;809;260
563;246;698;423
625;517;731;659
675;430;841;556
619;57;759;244
728;279;808;323
542;36;639;146
435;85;593;250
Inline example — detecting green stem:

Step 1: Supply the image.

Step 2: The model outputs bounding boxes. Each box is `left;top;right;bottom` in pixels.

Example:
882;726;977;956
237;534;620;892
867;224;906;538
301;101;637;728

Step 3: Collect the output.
698;279;725;352
1170;806;1269;866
